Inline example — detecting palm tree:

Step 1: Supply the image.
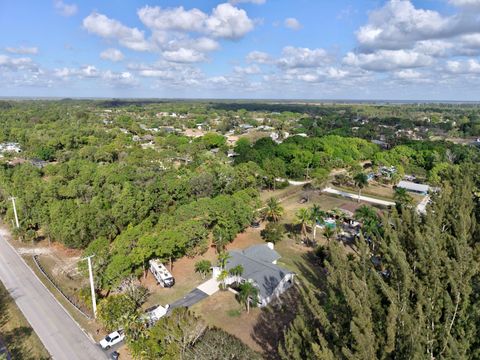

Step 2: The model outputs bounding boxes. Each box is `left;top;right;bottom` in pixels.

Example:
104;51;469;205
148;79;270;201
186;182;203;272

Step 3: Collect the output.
353;172;369;202
229;265;244;285
238;281;259;313
354;205;380;239
310;204;326;243
354;205;378;224
217;269;230;290
194;260;212;279
217;252;231;270
295;208;310;241
323;226;335;244
262;197;284;223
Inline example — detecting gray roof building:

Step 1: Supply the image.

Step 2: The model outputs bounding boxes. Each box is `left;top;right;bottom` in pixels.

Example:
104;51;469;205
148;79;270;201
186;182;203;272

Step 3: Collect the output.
225;244;293;303
397;180;430;194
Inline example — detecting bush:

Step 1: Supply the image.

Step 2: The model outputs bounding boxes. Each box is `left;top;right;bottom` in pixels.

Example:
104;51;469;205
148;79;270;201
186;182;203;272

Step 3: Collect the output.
260;222;285;244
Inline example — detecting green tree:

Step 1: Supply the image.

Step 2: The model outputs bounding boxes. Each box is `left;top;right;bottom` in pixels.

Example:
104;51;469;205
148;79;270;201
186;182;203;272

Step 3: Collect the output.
238;282;259;313
295;208;310;240
394;187;414;208
310;204;326;242
353;172;369;202
217;252;231;270
194;260;212;279
263;157;286;190
260;222;285;244
97;294;137;332
323;226;335;244
280;169;480;360
312;168;330;190
262;197;284;223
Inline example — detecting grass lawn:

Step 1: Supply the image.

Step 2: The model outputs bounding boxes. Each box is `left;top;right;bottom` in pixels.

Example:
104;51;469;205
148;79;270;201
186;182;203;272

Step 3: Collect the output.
0;281;50;360
190;290;264;354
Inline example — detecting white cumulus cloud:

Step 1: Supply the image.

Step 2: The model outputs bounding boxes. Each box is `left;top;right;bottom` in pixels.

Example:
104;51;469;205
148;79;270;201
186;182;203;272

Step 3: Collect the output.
277;46;330;68
343;50;433;71
54;0;78;17
100;48;124;62
138;3;254;40
83;12;151;52
284;18;302;30
5;46;38;55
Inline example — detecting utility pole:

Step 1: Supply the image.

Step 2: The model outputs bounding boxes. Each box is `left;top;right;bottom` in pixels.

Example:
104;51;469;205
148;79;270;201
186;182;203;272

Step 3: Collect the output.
82;255;97;318
9;197;19;228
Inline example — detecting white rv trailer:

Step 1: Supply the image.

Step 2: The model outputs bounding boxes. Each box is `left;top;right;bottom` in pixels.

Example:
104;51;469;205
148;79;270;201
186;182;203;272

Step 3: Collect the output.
149;259;175;287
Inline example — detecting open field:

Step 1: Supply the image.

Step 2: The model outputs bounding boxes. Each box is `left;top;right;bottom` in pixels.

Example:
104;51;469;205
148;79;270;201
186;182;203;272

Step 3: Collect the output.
0;282;50;360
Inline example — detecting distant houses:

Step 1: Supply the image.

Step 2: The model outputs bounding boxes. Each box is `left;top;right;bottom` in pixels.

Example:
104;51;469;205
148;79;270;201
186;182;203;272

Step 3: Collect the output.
0;142;21;157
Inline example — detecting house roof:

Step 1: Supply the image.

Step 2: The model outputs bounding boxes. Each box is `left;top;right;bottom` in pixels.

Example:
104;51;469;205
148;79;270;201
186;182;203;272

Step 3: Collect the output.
397;180;429;193
242;244;281;263
226;245;292;299
339;202;363;216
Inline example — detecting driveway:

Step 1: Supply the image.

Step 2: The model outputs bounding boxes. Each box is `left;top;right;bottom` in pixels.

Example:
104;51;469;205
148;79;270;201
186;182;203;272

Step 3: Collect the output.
0;228;106;360
169;288;209;310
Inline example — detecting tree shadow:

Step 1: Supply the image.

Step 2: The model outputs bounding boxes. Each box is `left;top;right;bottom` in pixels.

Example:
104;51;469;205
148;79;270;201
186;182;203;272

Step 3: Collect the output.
3;326;37;360
252;287;300;360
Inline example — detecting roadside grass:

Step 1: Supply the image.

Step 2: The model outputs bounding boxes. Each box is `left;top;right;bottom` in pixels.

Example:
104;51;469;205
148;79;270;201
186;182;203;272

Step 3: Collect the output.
22;256;101;340
0;281;50;360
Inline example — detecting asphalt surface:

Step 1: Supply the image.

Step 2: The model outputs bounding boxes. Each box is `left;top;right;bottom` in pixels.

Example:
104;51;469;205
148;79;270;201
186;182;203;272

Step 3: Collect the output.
0;230;107;360
169;288;209;310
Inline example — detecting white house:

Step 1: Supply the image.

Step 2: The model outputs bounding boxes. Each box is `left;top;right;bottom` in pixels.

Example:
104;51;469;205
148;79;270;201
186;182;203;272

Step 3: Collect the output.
214;243;295;307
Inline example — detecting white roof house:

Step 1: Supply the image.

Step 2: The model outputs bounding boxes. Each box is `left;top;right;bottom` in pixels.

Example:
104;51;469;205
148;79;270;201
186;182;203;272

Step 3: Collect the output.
397;181;430;194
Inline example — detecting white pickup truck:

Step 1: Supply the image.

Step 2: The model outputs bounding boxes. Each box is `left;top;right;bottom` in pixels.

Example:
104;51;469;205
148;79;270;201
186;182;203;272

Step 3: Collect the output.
99;330;125;350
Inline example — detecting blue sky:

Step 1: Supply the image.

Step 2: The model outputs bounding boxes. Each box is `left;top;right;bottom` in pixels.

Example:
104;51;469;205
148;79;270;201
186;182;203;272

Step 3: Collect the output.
1;0;480;99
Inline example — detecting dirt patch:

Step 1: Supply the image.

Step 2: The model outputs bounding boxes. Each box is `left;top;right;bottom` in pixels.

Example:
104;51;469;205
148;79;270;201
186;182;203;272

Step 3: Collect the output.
227;226;264;250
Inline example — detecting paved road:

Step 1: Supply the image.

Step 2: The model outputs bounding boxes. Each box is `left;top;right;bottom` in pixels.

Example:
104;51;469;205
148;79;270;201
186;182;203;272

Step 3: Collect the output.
0;229;106;360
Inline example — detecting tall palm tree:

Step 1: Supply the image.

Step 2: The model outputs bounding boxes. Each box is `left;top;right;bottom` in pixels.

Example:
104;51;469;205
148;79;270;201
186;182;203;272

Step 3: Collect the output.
354;205;378;224
217;252;231;270
194;260;212;279
323;226;335;244
354;205;380;238
217;269;230;290
353;172;369;202
262;197;284;223
238;282;259;313
295;208;310;240
310;204;326;243
229;265;244;285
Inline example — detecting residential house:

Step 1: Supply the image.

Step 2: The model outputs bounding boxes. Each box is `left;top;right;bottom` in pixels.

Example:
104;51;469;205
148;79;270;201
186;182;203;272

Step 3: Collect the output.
214;244;295;307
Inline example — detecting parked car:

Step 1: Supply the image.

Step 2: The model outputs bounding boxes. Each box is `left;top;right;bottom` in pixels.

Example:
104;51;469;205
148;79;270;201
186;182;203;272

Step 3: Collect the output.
100;330;125;350
251;220;261;228
111;351;120;359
